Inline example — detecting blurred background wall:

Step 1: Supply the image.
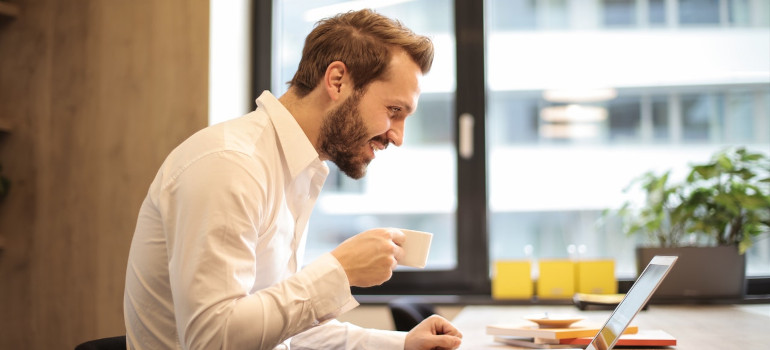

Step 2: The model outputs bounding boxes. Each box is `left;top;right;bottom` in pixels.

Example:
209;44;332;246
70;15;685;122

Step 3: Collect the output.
0;0;209;348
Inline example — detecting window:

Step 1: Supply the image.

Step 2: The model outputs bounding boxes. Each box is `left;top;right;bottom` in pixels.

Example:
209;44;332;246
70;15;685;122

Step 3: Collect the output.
267;0;489;294
485;0;770;279
603;0;637;27
679;0;720;25
648;0;666;25
257;0;770;295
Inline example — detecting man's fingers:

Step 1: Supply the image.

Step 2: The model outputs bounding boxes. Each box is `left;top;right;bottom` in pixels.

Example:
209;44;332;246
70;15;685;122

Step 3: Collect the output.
435;321;462;338
427;315;463;338
392;243;405;265
391;228;407;245
431;334;462;349
389;229;407;265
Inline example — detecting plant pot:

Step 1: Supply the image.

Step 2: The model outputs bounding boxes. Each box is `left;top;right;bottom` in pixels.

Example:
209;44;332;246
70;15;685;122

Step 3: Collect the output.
636;246;746;300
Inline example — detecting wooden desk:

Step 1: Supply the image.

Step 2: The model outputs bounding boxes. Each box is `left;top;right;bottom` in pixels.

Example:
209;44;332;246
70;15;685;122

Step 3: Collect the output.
451;304;770;349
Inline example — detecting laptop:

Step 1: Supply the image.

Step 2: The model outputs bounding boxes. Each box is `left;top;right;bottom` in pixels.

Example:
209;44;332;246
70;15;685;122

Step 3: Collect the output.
491;255;678;349
584;255;678;350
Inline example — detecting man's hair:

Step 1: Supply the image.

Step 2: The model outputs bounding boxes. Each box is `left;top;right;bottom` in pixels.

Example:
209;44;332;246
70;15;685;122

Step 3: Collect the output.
288;9;434;97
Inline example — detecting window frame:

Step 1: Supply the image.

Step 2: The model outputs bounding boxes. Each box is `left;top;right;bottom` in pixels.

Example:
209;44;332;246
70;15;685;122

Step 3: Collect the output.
253;0;491;295
253;0;770;298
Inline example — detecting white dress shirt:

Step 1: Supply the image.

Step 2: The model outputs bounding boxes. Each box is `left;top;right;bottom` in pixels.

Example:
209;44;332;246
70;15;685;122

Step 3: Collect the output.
124;91;406;349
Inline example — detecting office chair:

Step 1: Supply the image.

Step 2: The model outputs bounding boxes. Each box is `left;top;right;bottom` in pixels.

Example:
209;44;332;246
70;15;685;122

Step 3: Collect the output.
388;297;437;331
74;335;126;350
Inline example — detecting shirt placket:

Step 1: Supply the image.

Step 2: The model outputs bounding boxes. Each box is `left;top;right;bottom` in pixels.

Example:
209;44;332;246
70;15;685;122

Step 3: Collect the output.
288;164;326;273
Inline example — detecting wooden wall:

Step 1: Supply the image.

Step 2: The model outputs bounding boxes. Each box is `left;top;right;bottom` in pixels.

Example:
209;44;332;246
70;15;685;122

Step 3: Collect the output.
0;0;209;348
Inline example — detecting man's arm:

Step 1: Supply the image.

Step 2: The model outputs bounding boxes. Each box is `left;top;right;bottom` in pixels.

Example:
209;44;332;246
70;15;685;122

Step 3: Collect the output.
160;153;356;349
291;319;407;349
291;313;462;350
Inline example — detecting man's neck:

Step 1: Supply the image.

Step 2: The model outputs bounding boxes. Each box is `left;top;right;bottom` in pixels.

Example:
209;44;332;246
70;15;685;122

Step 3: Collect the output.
278;88;325;151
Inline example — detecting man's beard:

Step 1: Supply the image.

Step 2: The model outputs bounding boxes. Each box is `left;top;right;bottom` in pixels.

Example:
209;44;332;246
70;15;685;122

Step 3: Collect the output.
319;91;384;179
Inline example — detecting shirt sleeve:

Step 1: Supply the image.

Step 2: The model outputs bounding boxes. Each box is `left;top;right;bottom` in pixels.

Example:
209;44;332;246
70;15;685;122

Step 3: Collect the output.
291;319;407;350
159;152;358;350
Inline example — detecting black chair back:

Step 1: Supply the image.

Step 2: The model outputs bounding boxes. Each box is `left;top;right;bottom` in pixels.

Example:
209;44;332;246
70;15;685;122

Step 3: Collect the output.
388;298;437;331
74;335;127;350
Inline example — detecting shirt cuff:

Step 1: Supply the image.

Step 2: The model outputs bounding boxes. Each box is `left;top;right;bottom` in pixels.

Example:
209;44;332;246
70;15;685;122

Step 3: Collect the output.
300;252;359;323
365;329;408;349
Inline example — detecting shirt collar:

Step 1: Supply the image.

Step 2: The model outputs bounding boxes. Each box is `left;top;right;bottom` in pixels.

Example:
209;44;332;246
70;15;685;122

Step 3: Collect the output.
255;91;321;179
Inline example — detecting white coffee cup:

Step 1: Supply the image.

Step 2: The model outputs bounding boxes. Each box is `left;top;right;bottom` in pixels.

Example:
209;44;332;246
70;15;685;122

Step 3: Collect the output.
398;229;433;268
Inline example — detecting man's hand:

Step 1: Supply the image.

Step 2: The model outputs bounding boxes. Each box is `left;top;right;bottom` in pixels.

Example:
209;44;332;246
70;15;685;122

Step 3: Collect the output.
405;315;462;350
330;228;406;287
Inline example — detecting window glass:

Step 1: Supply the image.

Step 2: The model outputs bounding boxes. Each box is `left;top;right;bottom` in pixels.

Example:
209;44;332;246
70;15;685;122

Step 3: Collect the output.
648;0;666;25
602;0;637;27
651;95;669;141
489;0;569;30
728;0;751;26
607;96;641;141
679;0;720;25
486;0;770;278
487;93;540;144
487;0;537;30
273;0;457;270
541;0;569;29
723;92;752;141
681;94;720;142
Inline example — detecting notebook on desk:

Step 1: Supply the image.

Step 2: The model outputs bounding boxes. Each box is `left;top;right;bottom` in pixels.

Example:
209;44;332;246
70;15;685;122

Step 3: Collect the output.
489;255;678;350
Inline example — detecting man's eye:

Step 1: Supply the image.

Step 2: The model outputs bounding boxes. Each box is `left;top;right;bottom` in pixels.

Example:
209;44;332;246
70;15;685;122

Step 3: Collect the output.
389;106;402;114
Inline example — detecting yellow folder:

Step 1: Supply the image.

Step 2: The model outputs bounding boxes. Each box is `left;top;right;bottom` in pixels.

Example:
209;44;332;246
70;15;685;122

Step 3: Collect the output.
537;259;575;299
492;260;533;299
575;259;617;294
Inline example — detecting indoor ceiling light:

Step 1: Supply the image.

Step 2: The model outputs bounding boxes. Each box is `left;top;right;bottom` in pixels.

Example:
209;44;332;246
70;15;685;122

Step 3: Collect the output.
540;105;608;123
539;123;601;139
543;88;618;103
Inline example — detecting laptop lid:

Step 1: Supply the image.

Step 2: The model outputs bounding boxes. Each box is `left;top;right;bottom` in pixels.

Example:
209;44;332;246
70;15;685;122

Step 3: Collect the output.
585;255;678;350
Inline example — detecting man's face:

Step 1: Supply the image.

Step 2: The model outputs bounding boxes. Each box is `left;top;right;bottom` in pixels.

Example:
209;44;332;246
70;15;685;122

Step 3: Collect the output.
319;50;422;179
318;90;372;179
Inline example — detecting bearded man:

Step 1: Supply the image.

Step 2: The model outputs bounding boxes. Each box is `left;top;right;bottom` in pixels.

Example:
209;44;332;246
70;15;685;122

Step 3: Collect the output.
124;9;462;350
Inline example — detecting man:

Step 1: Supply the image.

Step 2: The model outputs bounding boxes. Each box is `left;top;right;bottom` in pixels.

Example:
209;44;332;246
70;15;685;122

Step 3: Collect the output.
124;9;462;350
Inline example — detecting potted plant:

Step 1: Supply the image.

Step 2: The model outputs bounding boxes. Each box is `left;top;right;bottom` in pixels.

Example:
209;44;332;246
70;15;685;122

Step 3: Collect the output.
614;147;770;300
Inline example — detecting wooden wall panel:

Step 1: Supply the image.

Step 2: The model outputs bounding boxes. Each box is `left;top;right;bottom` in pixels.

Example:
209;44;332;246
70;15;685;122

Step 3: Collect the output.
0;1;53;348
0;0;209;348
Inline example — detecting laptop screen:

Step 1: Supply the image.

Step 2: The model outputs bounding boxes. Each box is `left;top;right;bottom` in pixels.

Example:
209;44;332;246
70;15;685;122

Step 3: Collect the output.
585;256;678;350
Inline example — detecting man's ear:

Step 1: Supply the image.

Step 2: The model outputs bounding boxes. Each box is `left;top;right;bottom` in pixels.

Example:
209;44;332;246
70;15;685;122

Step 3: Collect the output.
324;61;348;101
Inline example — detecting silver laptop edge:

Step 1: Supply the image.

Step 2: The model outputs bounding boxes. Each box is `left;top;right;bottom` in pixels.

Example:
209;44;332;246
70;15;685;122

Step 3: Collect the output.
584;255;678;350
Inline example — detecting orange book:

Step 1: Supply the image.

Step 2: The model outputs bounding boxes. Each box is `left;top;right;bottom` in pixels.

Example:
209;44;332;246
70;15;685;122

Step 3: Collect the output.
486;324;638;340
559;329;676;346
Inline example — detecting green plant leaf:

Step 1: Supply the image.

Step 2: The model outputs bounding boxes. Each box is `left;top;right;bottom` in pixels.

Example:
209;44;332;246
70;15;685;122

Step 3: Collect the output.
713;194;739;215
695;164;720;180
738;236;752;254
739;193;770;210
735;168;755;181
716;153;733;171
742;152;764;162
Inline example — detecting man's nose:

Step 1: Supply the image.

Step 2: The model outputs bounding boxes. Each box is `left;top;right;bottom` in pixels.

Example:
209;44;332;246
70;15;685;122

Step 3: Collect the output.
386;121;404;147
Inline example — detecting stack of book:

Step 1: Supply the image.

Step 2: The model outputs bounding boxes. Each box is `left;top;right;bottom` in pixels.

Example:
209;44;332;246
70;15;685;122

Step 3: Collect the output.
486;323;676;349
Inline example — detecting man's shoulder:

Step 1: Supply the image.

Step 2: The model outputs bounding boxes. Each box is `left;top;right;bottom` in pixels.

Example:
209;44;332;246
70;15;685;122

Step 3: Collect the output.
156;110;282;183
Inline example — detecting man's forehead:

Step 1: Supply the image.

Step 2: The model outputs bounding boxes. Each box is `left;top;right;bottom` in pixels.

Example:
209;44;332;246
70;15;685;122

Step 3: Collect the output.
380;58;422;108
